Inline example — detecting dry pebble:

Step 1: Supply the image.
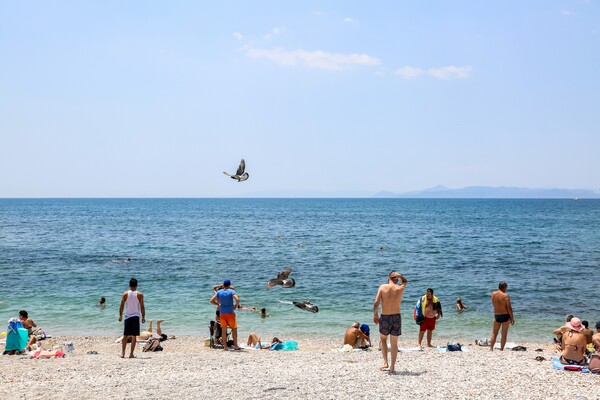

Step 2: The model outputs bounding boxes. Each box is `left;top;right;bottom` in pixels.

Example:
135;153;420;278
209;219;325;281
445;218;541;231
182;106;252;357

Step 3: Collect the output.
0;336;598;399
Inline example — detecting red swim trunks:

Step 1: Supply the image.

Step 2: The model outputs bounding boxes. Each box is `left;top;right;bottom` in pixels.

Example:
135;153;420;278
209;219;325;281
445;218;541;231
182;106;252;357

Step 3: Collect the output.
220;313;237;329
419;317;436;332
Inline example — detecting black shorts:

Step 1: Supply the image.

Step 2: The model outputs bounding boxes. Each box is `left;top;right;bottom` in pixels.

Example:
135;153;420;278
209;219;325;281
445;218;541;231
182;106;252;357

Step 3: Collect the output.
124;316;140;336
495;314;510;323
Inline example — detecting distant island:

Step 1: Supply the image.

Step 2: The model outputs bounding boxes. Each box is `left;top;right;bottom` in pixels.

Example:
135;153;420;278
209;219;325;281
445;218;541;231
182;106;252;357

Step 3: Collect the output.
374;185;600;199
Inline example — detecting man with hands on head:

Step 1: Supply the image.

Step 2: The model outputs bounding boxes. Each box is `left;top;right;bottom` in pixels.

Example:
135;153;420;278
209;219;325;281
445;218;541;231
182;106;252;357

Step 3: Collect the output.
374;271;408;374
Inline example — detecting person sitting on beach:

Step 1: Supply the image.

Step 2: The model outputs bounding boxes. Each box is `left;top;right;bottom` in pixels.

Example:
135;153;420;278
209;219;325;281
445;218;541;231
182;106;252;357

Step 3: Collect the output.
19;310;42;351
456;298;467;311
593;321;600;352
560;317;588;366
247;333;283;349
98;297;106;307
581;320;594;346
553;314;575;351
343;322;371;349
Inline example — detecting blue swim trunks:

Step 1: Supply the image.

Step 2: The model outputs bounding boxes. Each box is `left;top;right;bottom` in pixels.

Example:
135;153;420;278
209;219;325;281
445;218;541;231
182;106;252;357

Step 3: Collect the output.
379;314;401;336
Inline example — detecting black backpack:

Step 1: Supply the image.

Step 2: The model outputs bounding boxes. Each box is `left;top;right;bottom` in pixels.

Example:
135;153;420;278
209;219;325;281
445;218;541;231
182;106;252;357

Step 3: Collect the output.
447;342;462;352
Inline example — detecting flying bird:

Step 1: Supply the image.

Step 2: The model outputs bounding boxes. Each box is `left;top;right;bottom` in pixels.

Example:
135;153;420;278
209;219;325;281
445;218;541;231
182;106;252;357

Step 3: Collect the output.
293;301;319;314
266;267;295;288
223;159;249;182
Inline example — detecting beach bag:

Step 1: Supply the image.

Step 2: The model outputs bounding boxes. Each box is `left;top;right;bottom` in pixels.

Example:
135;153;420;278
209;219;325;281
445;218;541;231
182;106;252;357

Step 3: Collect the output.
589;352;600;374
142;338;163;352
413;302;424;325
446;342;462;352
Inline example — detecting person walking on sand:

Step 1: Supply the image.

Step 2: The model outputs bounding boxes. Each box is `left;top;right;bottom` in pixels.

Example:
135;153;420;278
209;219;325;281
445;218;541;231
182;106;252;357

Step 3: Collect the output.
373;271;407;374
490;281;514;351
210;279;240;350
118;278;146;358
416;288;443;348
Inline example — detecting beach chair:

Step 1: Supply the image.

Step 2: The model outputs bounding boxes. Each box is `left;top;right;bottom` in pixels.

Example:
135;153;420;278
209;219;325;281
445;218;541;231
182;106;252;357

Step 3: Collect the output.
209;320;232;349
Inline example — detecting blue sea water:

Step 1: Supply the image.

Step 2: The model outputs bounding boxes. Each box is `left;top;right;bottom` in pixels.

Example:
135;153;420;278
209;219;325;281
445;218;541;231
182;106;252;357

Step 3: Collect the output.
0;198;599;342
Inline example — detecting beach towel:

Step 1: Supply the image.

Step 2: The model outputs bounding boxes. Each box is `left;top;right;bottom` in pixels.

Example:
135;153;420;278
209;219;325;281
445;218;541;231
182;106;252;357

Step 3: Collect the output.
398;347;424;352
437;346;470;353
414;295;442;324
551;357;589;373
269;340;298;351
334;344;367;353
494;342;518;350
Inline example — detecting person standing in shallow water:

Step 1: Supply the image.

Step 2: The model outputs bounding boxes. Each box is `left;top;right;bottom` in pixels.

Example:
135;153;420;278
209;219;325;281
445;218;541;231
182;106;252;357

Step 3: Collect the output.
373;271;407;374
118;278;145;358
490;281;514;351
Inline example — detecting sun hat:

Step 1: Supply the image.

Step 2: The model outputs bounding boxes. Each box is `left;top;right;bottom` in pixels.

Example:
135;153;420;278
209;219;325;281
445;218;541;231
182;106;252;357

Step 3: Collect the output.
566;317;584;332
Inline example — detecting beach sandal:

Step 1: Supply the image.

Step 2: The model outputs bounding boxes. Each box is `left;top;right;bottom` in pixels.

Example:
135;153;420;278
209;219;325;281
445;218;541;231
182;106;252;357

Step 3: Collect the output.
86;351;99;355
511;346;527;351
534;356;546;361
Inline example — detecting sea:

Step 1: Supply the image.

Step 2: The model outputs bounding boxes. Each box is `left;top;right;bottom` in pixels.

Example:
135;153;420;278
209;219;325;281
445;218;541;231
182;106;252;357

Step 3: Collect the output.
1;198;599;342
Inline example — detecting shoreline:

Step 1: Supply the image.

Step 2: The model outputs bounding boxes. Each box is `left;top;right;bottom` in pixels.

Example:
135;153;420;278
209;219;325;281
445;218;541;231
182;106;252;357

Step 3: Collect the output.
2;336;597;399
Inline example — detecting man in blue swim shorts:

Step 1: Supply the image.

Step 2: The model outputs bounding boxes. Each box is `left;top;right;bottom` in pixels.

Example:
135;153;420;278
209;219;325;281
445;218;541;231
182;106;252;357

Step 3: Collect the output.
374;271;407;374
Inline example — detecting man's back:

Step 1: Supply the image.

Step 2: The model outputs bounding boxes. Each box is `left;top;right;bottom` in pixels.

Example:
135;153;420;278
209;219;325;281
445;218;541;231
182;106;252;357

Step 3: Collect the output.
216;288;235;314
491;290;509;314
379;283;405;315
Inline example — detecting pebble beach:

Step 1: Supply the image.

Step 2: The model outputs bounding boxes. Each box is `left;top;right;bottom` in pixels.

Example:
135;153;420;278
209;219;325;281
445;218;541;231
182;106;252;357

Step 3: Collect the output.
1;336;598;400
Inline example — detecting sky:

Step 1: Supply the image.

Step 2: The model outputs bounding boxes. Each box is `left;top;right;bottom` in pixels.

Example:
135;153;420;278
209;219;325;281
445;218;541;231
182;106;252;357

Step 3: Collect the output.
1;1;599;197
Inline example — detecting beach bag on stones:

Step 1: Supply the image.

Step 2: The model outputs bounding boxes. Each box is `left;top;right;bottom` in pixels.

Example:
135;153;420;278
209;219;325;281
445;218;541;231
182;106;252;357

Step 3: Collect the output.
446;342;462;352
589;352;600;374
142;338;163;352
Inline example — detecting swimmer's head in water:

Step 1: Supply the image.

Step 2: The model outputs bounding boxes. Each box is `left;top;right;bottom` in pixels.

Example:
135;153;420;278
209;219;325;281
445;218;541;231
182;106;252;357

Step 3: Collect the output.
100;297;106;304
129;278;138;288
261;308;266;313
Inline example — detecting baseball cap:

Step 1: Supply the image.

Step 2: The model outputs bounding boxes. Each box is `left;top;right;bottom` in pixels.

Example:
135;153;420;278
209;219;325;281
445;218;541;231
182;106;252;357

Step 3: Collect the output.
223;279;231;286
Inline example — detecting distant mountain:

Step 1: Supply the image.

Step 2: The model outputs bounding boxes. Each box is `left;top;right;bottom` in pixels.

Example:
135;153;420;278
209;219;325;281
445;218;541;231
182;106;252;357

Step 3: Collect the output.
374;186;600;199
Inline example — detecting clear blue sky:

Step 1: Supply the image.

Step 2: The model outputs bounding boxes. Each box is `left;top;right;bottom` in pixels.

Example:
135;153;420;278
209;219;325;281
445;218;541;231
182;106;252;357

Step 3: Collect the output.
1;1;598;197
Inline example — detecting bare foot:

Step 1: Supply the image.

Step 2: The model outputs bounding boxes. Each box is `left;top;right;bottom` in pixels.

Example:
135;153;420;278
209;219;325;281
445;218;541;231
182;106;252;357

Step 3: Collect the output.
389;369;396;374
223;347;229;351
156;319;165;323
129;354;136;358
379;364;389;370
233;345;241;351
427;344;434;348
120;353;125;358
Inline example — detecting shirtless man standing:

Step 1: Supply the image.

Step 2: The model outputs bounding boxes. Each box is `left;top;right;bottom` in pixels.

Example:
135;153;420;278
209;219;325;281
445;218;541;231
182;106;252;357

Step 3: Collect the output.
490;281;515;351
373;271;407;374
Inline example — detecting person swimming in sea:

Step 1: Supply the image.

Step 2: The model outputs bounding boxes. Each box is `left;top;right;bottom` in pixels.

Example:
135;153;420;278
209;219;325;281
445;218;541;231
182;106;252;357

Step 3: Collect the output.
98;297;106;307
456;298;467;311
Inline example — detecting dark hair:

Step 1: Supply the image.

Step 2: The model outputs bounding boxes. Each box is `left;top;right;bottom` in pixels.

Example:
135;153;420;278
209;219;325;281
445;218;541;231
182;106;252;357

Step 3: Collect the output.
596;321;600;330
19;310;28;318
129;278;138;288
427;288;434;294
271;337;282;343
261;308;266;313
566;314;574;322
582;320;589;328
160;333;168;342
498;281;507;290
100;297;106;303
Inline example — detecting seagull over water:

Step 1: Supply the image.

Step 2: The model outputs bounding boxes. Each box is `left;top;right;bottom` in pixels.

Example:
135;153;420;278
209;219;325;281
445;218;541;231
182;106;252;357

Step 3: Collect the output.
266;267;295;288
223;159;249;182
